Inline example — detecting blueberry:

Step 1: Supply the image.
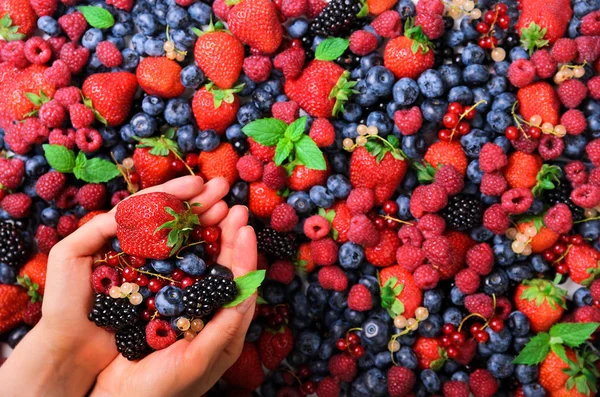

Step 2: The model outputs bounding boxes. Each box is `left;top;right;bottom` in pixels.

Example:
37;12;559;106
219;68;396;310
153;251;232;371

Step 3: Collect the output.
523;383;546;397
338;242;364;269
492;92;517;112
7;325;30;349
130;112;157;138
375;351;393;368
472;87;492;112
365;66;395;97
422;289;442;314
237;74;256;96
421;369;441;393
0;262;17;284
24;155;48;179
354;80;378;107
573;287;593;307
361;318;388;349
460;18;480;41
342;122;359;139
568;16;581;38
189;1;211;23
106;35;125;50
37;16;61;36
365;368;387;395
165;5;190;28
296;330;321;356
120;48;139;70
530;254;550;273
486;75;507;96
326;174;351;199
451;372;470;383
112;21;133;37
306;283;328;310
164;98;192;126
421;98;447;123
485;327;512;353
402;133;427;158
225;124;246;141
40;207;60;227
447;85;473;105
461;43;486;65
450;286;465;305
309;186;335;208
418;69;445;98
259;79;283;96
208;264;234;280
418;314;443;337
515;364;538;385
285;17;308;38
563;134;587;159
155;285;185;316
142;95;165;116
486;110;512;133
488;353;515;379
237;103;261;125
483;268;510;295
461;128;491;158
119;124;136;143
507;264;534;282
180;64;205;89
81;28;103;50
287;191;314;214
175;252;206;276
174;124;196;153
443;307;463;326
574;0;600;17
359;52;383;72
171;28;195;51
330;152;349;174
396;0;415;18
510;46;529;61
150;259;176;274
345;308;365;326
245;322;263;343
342;102;363;122
195;129;220;152
463;64;490;85
144;38;165;57
393;78;420;106
446;29;465;47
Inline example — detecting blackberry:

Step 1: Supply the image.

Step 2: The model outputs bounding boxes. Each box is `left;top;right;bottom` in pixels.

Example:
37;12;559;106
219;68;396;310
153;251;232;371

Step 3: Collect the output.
309;0;364;37
115;324;150;361
0;221;28;268
182;275;238;318
88;293;139;330
440;194;483;231
257;227;298;259
544;181;584;221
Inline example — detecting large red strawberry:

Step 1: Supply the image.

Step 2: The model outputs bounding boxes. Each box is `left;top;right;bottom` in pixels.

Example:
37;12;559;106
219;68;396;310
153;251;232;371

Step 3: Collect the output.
192;84;241;134
288;163;330;191
514;278;567;332
115;192;200;259
136;57;185;99
227;0;283;54
331;201;352;243
516;0;572;45
565;243;600;285
384;19;435;79
379;265;422;319
18;252;47;299
365;228;401;267
413;337;445;370
258;326;294;370
222;343;265;390
133;136;184;189
82;72;138;127
0;0;36;38
197;142;239;186
517;81;560;125
0;284;29;334
248;181;283;218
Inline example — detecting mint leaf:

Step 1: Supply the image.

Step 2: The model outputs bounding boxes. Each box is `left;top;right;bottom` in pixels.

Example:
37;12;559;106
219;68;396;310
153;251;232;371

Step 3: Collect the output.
284;116;307;142
76;157;121;183
549;322;600;347
295;135;326;170
223;270;266;308
315;37;350;61
274;138;293;166
242;118;288;147
78;6;115;29
513;332;551;365
43;144;76;173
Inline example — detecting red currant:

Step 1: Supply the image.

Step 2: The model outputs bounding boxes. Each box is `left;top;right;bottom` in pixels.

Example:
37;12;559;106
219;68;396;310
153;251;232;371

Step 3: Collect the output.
528;126;541;139
301;381;316;395
438;129;453;142
141;310;152;321
385;218;398;229
496;3;508;15
441;335;451;347
543;251;556;262
259;305;273;317
447;346;459;359
298;365;311;379
383;200;399;215
129;172;140;184
463;106;476;120
129;255;146;268
475;330;489;343
336;338;348;351
146;297;156;310
276;305;290;317
171;269;184;281
347;332;360;347
448;102;463;115
185;153;198;168
202;226;221;243
488;318;504;332
123;267;138;281
172;160;185;172
206;241;220;255
505;126;519;140
443;323;456;335
553;243;567;255
457;121;470;135
374;217;386;230
476;22;490;34
352;345;365;358
470;323;483;335
570;235;583;245
443;113;459;128
497;15;510;29
484;10;496;24
106;250;120;267
452;331;466;346
148;278;163;293
556;263;569;274
181;277;195;288
136;274;148;287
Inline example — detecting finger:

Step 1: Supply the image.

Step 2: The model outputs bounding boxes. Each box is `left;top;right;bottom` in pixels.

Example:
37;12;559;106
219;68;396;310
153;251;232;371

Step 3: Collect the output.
217;206;249;267
231;226;257;278
50;212;117;260
198;200;228;226
188;177;230;214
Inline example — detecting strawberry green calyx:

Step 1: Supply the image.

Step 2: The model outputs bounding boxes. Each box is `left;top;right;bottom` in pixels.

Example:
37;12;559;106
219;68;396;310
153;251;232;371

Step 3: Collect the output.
414;162;440;184
23;90;51;118
563;350;599;395
82;94;108;125
380;276;405;318
404;18;433;55
520;22;549;55
520;278;567;310
17;275;41;302
429;348;447;371
206;82;244;108
155;201;201;256
0;14;25;42
363;134;405;163
136;134;183;158
224;0;242;6
532;164;561;196
192;17;226;36
356;0;368;18
329;71;358;117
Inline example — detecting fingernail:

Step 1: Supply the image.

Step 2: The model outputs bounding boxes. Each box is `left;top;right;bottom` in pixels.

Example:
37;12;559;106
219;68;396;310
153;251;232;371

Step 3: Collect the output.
242;205;249;213
237;295;256;313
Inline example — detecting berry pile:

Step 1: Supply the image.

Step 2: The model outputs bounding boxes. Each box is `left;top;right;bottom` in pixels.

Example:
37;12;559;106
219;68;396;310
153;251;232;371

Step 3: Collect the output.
1;0;600;394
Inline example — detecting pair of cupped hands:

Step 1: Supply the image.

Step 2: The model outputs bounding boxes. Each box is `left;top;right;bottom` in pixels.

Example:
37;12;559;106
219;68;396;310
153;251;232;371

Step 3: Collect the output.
0;176;257;397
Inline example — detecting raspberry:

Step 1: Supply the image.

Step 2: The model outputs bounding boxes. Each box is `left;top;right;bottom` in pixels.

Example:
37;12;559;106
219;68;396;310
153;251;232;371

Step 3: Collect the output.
565;161;588;185
398;223;424;247
557;78;588;109
416;0;444;15
242;55;272;83
494;296;512;320
417;213;445;239
248;138;275;162
111;190;129;207
309;118;335;148
371;10;401;38
318;265;347;291
272;101;300;124
347;283;372;311
464;293;494;318
434;164;463;196
442;381;470;397
39;100;66;128
542;203;573;235
478;143;507;173
23;301;42;326
310;237;338;266
349;30;378;56
281;0;307;18
47;37;66;57
480;171;507;197
581;10;600;36
24;37;52;65
455;268;480;294
76;184;107;210
303;215;331;240
530;49;557;79
306;0;326;17
1;41;29;69
55;186;79;209
413;264;439;289
75;128;103;153
59;42;90;74
415;11;444;39
48;128;76;149
106;0;133;11
145;319;177;350
21;117;49;145
270;203;298;232
394;106;422;136
511;130;538;154
96;41;122;68
507;59;536;88
576;36;600;63
466;243;493;275
266;259;295;284
469;369;498;397
587;139;600;166
348;214;380;247
590;167;600;187
483;204;510;235
571;184;600;208
236;155;264;182
57;214;78;237
551;38;578;63
35;225;60;254
212;0;231;21
422;235;451;267
91;265;120;294
346;188;375;214
262;162;287;190
30;0;58;16
328;353;357;382
69;103;95;129
560;109;587;135
36;171;66;201
588;76;600;99
57;11;87;43
501;188;534;214
0;158;25;190
387;365;416;397
316;377;340;397
55;87;81;108
538;134;564;160
1;193;32;218
590;279;600;301
574;306;600;323
395;245;425;272
4;127;31;154
420;183;448;213
273;47;305;80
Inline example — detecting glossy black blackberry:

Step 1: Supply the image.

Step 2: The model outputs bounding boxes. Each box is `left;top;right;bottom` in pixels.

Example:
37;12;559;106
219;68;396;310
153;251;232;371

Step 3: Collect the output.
544;182;584;221
257;227;298;259
0;221;28;268
115;324;150;361
309;0;363;37
88;294;139;330
182;275;238;318
440;194;483;231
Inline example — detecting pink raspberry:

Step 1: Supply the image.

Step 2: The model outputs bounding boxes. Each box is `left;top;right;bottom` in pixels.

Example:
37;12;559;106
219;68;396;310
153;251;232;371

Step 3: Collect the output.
394;107;422;136
581;10;600;35
306;0;326;17
270;203;298;232
590;279;600;301
589;168;600;187
464;293;494;318
551;38;578;63
272;101;300;124
48;128;76;149
511;130;539;154
304;215;331;240
21;117;49;145
413;264;439;289
54;86;81;108
318;266;347;291
347;284;373;311
416;213;445;239
397;223;424;247
59;42;90;74
410;185;426;219
58;11;87;43
571;184;600;208
281;0;307;18
1;193;32;218
560;109;587;135
39;100;66;128
349;30;378;56
478;143;507;173
415;11;444;39
416;0;444;15
30;0;58;17
237;155;264;182
346;188;375;214
35;225;60;254
4;127;31;155
455;268;480;294
55;185;78;209
395;245;425;272
1;41;29;69
480;172;508;197
530;49;557;79
419;183;448;213
0;158;25;190
91;265;120;294
243;55;272;83
348;214;380;247
587;139;600;166
588;76;600;100
422;235;451;267
466;243;494;275
47;37;66;58
501;188;534;214
56;214;77;237
266;260;295;284
371;10;401;38
575;36;600;63
262;162;287;190
75;184;107;210
565;161;588;185
434;164;464;196
483;204;510;235
146;319;177;350
110;190;130;207
24;37;52;65
75;128;103;153
544;203;573;234
309;118;335;148
507;59;536;88
310;237;338;266
96;41;122;68
558;79;588;109
69;103;95;129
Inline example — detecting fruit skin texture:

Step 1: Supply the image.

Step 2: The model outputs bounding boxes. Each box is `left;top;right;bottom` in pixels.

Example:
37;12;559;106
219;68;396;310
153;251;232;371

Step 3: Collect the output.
565;243;600;285
539;349;592;397
82;72;138;127
197;142;239;186
0;0;36;37
514;279;566;332
349;147;407;205
365;228;401;267
192;86;240;134
258;326;294;370
517;221;559;253
0;284;29;334
516;0;572;45
133;148;179;190
249;182;284;218
136;57;185;99
222;342;265;390
517;81;560;125
384;36;434;80
228;0;283;54
379;265;423;319
194;30;244;89
412;336;443;370
424;141;468;176
18;252;48;296
288;163;330;192
503;152;543;190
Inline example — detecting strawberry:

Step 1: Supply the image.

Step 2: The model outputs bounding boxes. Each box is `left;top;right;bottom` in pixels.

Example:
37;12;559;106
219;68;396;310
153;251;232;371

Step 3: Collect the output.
367;0;396;15
379;265;423;319
424;141;468;176
284;60;356;118
136;57;185;99
288;163;330;191
133;136;184;189
384;18;435;79
503;151;543;190
193;22;244;89
0;0;36;39
222;342;265;390
331;200;352;243
115;192;200;259
17;252;48;299
82;72;138;127
413;337;445;370
516;0;572;45
565;243;600;285
248;181;284;218
516;221;559;253
514;278;567;332
540;349;597;397
297;242;315;273
258;326;294;370
517;81;560;126
227;0;283;54
365;228;401;267
197;142;239;186
192;84;241;134
0;284;29;334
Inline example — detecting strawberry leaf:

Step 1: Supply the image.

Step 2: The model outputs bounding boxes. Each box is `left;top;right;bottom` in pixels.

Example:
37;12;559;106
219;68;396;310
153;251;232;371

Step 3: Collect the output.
25;92;42;107
242;118;288;147
274;138;294;166
43;144;76;173
223;270;266;308
315;37;350;61
294;135;326;170
0;15;25;41
414;162;438;184
513;332;551;364
520;22;549;55
78;6;115;29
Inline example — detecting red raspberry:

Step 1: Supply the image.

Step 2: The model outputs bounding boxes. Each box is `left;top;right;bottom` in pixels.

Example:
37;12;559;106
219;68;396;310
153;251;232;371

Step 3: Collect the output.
271;203;298;232
175;0;194;5
266;259;295;284
91;265;120;294
310;237;338;266
58;11;87;43
54;87;81;108
543;203;573;234
4;127;31;154
466;243;493;275
574;306;600;323
557;79;588;109
272;101;300;124
551;38;578;63
0;158;25;190
212;0;231;21
560;109;587;135
590;167;600;187
413;264;439;289
419;183;448;213
571;184;600;208
480;171;507;196
422;235;451;266
538;135;564;160
387;365;416;397
588;76;600;99
146;319;177;350
273;47;305;80
575;36;600;63
39;100;66;128
348;214;379;247
55;185;78;209
2;40;29;68
511;130;538;154
411;189;427;222
110;190;129;207
442;381;470;397
434;164;463;196
507;59;536;88
69;103;94;129
24;37;52;65
35;225;60;254
395;245;425;272
281;0;307;18
455;268;480;294
398;223;424;247
248;138;275;162
328;353;357;382
478;143;507;173
75;128;102;153
242;55;272;83
530;49;557;79
565;161;588;185
587;139;600;166
469;369;498;397
75;184;107;210
236;155;264;182
309;118;335;148
59;42;90;74
501;188;534;214
48;128;76;149
262;162;287;190
306;0;326;18
47;37;66;58
349;30;378;56
347;283;372;311
415;11;444;39
495;296;512;320
581;10;600;36
30;0;58;16
346;187;375;214
483;204;510;235
416;0;444;15
96;41;122;68
464;293;494;318
318;266;347;291
57;214;78;237
590;279;600;301
394;106;422;136
416;213;445;239
371;10;401;38
317;377;340;397
23;301;42;326
21;117;50;145
1;193;31;218
106;0;133;11
304;215;330;240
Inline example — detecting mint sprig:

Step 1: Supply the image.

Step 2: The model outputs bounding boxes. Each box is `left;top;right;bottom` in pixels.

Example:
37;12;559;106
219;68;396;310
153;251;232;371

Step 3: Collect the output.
315;37;350;61
43;144;120;183
78;6;115;29
223;270;266;308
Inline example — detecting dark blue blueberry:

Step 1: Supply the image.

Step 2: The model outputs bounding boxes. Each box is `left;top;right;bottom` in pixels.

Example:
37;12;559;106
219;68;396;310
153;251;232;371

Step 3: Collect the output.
130;112;157;137
287;191;314;215
106;35;125;50
7;325;30;349
461;43;486;65
523;383;546;397
530;254;550;273
510;46;529;61
450;286;465;305
574;287;593;307
402;133;427;158
328;291;347;311
439;64;463;88
195;129;220;152
359;52;383;72
421;369;441;393
461;128;492;158
259;79;283;96
418;69;445;98
306;283;328;310
111;238;122;253
486;110;512;134
507;263;534;283
443;307;463;326
444;360;460;374
578;220;600;241
445;30;464;47
225;124;245;141
494;60;510;76
472;87;491;112
366;111;393;136
514;335;531;353
155;285;185;316
180;64;205;89
175;252;206;276
467;159;483;184
343;102;363;122
393;78;420;106
494;241;516;266
345;308;365;326
485;327;512;353
262;282;285;304
515;364;538;385
463;64;490;85
111;21;133;37
483;268;510;295
375;351;393;368
189;1;211;24
492;92;517;112
245;322;262;342
354;80;378;107
330;152;349;175
142;95;165;116
82;28;103;50
134;13;157;35
288;350;307;367
171;28;195;51
364;368;387;395
40;207;60;227
287;17;309;37
236;74;256;96
568;16;581;38
237;103;261;125
176;124;197;153
396;194;411;220
487;75;507;96
418;314;443;337
395;346;418;369
423;289;442;314
131;33;146;54
342;122;359;139
451;372;470;383
358;275;380;295
338;242;364;270
150;259;176;274
121;48;139;70
87;53;104;71
421;98;447;123
488;353;515;379
144;38;165;57
396;0;415;17
38;16;61;36
460;18;479;41
309;185;335;208
0;262;17;284
327;174;352;199
448;85;473;105
402;170;418;191
164;98;192;126
365;66;395;97
471;225;494;242
119;124;136;143
297;331;321;356
361;318;388;349
166;5;190;28
563;134;587;159
25;155;48;178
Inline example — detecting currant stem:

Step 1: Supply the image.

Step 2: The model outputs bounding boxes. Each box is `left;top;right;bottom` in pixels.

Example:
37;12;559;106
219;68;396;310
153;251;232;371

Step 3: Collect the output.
379;214;414;226
449;99;488;141
111;151;138;194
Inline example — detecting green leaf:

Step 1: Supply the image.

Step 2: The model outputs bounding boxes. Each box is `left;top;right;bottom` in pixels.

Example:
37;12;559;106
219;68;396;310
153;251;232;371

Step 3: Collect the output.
315;37;350;61
550;342;569;364
25;92;42;107
73;156;121;183
294;135;326;171
223;270;266;308
274;138;294;166
550;323;600;348
513;332;551;364
284;116;307;142
43;144;76;173
242;118;288;147
77;6;115;29
520;22;549;55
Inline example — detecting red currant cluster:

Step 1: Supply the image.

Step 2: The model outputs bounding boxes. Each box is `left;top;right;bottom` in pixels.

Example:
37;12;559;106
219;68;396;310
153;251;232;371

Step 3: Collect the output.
336;331;365;358
542;234;583;275
438;102;478;142
276;365;316;396
476;3;510;50
373;200;401;230
442;316;505;355
257;304;291;328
